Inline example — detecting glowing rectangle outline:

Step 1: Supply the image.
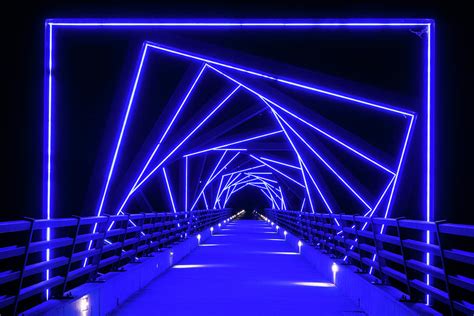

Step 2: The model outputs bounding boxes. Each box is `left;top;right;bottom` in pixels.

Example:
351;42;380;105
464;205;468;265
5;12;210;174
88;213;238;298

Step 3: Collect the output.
45;19;434;304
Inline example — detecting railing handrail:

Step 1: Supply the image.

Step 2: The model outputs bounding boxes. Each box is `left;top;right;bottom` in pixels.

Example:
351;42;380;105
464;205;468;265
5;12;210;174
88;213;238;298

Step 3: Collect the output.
263;209;474;316
0;210;221;234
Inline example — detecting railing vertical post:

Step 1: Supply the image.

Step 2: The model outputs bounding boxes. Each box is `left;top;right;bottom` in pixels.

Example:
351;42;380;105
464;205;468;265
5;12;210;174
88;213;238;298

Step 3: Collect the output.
370;218;387;283
339;214;349;258
13;217;36;315
307;213;312;243
314;213;319;246
395;218;412;299
156;213;165;251
328;215;336;256
164;213;171;248
321;214;332;255
186;211;192;236
132;214;146;260
353;216;365;272
308;214;315;245
302;212;306;240
435;220;454;315
146;212;158;254
316;213;324;250
115;214;130;268
195;211;200;233
194;210;199;234
59;216;82;297
89;215;111;281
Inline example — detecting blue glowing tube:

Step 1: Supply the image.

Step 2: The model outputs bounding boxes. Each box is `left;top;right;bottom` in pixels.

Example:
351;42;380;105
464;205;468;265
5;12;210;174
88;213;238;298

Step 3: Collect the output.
48;20;432;27
162;167;177;213
300;198;306;212
185;155;188;211
213;175;225;208
259;156;301;170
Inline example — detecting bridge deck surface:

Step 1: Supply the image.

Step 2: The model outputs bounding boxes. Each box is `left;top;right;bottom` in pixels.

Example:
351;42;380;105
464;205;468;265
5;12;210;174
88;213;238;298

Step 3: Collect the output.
112;219;364;315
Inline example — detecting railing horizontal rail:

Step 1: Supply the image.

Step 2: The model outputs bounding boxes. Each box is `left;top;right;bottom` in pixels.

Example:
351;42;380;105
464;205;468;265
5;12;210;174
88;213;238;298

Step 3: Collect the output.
0;209;233;315
263;209;474;316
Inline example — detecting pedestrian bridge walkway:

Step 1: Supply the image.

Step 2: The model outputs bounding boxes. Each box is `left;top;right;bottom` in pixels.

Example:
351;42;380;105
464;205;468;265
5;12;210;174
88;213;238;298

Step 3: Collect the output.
113;219;363;315
1;209;473;316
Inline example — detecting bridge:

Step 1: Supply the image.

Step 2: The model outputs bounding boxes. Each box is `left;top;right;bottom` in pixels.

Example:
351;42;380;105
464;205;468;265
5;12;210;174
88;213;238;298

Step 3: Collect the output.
0;209;473;315
2;18;473;316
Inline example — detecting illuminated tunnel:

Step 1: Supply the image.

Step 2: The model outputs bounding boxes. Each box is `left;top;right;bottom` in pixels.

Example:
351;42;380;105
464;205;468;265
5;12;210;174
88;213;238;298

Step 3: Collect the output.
85;42;415;224
39;21;435;224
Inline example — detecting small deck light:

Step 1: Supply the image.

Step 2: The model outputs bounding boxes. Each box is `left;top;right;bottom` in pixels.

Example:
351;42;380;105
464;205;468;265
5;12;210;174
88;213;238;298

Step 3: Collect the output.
79;295;89;315
332;262;339;284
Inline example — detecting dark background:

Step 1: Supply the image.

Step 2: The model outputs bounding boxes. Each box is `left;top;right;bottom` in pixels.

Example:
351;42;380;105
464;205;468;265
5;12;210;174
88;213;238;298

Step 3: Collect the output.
2;1;472;223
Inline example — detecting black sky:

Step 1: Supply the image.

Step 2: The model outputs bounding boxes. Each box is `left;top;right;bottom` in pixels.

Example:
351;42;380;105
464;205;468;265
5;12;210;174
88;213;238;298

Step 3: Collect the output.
1;0;472;223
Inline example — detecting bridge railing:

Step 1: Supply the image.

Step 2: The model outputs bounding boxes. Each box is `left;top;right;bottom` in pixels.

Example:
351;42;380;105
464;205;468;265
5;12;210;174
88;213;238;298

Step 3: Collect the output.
0;208;232;314
263;209;474;315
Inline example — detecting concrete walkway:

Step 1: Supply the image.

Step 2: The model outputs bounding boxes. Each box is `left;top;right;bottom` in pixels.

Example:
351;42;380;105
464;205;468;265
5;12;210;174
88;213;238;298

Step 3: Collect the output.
112;219;365;315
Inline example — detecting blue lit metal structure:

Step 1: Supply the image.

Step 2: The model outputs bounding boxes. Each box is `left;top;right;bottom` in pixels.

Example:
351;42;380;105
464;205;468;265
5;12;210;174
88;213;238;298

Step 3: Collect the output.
42;18;435;305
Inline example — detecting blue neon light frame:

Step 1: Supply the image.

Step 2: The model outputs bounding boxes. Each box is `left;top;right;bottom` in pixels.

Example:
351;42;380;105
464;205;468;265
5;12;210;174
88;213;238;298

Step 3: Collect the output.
44;18;434;304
